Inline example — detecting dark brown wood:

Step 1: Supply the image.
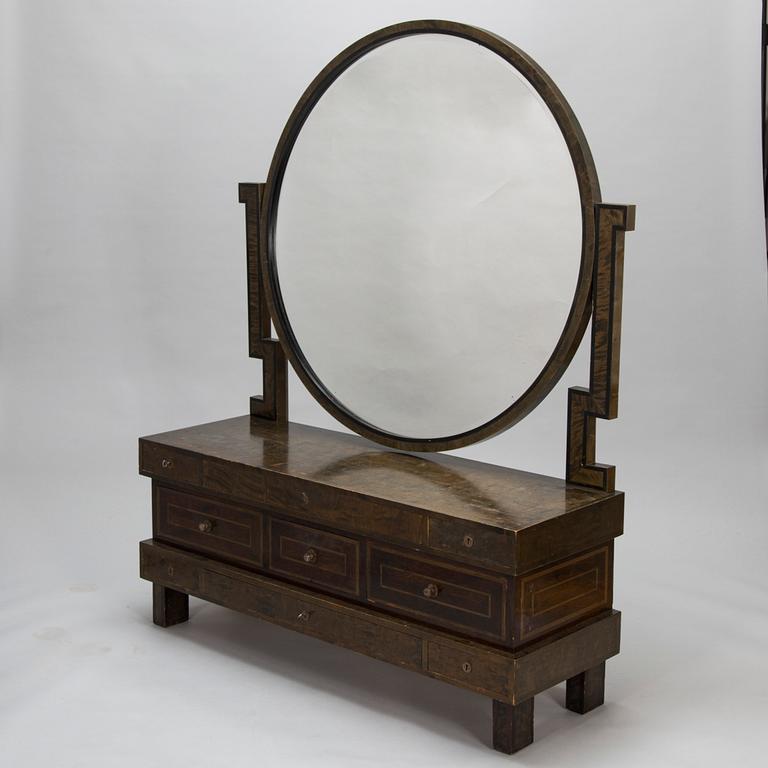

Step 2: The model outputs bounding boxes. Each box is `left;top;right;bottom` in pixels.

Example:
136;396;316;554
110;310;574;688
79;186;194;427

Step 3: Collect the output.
140;538;621;705
139;415;623;575
367;543;507;641
140;442;201;487
566;661;606;714
239;182;288;423
154;485;263;567
515;544;612;643
268;517;360;597
152;583;189;627
259;19;602;452
138;26;632;756
150;476;614;649
493;698;534;754
566;203;635;491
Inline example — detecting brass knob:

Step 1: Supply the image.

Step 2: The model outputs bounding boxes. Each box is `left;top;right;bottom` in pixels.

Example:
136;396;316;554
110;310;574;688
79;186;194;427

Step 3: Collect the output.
161;458;174;469
422;583;439;599
297;610;311;622
463;534;474;548
462;661;472;674
303;548;318;564
198;520;213;533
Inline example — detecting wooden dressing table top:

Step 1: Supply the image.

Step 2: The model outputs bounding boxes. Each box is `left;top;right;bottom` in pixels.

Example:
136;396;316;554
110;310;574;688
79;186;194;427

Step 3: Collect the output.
140;415;623;573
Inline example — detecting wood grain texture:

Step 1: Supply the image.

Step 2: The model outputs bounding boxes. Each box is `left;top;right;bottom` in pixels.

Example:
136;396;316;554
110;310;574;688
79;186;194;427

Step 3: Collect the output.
367;543;507;641
239;182;288;423
154;485;263;568
139;416;623;574
151;478;613;648
152;584;188;627
259;19;602;452
268;517;361;597
566;203;635;490
566;661;606;714
493;698;534;754
140;539;621;705
516;544;612;643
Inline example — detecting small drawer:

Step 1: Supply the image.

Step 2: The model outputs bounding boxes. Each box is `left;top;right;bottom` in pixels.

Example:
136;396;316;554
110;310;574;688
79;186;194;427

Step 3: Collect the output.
140;539;201;594
367;545;507;641
427;518;512;570
155;487;262;566
141;442;201;486
268;518;360;597
426;641;510;699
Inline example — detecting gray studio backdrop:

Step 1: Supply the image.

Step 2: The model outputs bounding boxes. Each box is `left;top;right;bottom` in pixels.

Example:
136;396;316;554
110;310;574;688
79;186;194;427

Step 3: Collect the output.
1;2;766;767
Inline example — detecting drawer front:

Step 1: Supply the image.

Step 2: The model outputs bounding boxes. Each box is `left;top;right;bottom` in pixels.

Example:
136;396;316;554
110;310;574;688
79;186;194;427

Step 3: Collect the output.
367;545;507;640
200;570;423;671
141;442;202;486
426;641;510;699
155;487;263;566
427;518;513;571
268;518;360;597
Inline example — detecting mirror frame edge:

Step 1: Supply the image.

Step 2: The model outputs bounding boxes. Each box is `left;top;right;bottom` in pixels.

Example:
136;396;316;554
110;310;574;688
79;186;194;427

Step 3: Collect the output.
259;19;602;452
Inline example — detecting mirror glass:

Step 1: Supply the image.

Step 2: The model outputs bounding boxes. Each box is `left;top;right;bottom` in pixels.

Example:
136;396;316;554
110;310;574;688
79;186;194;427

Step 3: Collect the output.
273;33;584;441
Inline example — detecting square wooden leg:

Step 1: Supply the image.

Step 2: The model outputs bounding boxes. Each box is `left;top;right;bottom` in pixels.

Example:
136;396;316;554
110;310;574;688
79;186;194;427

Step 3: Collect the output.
566;661;605;714
153;583;189;627
492;698;534;754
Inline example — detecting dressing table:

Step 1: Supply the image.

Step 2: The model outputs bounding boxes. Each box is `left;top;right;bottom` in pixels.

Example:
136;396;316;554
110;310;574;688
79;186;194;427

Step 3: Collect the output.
139;20;634;754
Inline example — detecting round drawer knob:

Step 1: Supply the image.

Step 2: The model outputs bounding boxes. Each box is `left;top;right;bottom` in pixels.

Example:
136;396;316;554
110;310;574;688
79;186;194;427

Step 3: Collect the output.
303;548;318;564
422;583;440;599
463;534;474;548
161;458;174;469
297;610;311;622
462;661;472;674
198;520;213;533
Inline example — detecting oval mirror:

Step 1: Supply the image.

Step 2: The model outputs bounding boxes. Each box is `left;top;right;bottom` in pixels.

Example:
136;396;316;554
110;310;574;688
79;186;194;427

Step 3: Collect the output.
263;21;600;451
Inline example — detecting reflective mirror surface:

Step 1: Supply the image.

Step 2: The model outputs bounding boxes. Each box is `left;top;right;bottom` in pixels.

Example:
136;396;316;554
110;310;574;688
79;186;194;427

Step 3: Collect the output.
270;31;591;444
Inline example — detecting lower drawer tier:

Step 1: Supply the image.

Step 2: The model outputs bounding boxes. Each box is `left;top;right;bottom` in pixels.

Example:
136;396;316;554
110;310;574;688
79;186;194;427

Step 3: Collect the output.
140;539;621;704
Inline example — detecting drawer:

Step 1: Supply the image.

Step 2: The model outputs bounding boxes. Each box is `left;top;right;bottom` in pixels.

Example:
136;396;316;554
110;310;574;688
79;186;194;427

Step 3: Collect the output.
141;442;202;486
427;517;512;571
367;545;507;641
155;487;263;566
426;641;510;699
268;518;360;597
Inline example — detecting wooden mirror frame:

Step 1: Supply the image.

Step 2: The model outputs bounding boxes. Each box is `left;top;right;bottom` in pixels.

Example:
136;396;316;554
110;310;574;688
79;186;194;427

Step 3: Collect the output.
240;20;634;487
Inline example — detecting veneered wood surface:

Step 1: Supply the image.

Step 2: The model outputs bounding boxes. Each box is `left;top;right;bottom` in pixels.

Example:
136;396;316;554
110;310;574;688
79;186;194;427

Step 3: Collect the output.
141;539;620;704
260;19;602;452
239;182;288;422
155;485;264;567
493;698;534;754
140;415;622;573
566;203;635;490
151;480;613;646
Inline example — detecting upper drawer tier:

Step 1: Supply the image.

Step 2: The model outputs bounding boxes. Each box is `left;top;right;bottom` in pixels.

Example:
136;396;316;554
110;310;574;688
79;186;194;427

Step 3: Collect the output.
367;544;507;641
268;518;361;597
141;443;202;486
155;486;263;567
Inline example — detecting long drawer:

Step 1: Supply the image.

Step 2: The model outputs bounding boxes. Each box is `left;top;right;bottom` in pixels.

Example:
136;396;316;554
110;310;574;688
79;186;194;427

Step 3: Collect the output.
155;486;263;567
367;544;507;641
